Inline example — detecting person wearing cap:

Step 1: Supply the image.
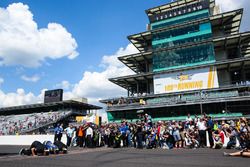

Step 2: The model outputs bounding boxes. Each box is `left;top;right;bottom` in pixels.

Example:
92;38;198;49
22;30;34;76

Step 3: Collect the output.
147;131;156;149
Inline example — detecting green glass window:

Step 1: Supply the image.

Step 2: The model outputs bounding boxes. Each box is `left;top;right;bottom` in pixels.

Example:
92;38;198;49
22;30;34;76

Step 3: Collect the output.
152;22;212;49
153;44;215;71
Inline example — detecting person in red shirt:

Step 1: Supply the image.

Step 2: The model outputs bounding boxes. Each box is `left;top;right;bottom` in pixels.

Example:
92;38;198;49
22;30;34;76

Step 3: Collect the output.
212;128;224;149
218;128;225;144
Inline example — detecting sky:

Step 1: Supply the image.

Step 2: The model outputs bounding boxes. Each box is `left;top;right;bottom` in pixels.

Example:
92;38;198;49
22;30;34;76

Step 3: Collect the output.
0;0;249;109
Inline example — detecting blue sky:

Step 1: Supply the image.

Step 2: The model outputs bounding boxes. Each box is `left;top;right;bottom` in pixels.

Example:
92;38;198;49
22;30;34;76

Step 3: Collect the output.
0;0;249;107
0;0;166;92
0;0;170;105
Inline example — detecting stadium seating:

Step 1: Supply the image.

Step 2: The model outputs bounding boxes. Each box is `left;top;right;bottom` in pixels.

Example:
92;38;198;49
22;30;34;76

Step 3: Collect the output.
0;111;71;135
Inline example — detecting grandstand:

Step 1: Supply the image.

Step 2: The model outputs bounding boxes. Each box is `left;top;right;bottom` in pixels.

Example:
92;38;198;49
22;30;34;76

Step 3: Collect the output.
0;90;102;135
0;111;71;135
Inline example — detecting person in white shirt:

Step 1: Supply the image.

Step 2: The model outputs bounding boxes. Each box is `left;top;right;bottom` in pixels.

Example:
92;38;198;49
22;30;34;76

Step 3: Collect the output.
196;118;207;147
65;124;75;147
86;124;93;148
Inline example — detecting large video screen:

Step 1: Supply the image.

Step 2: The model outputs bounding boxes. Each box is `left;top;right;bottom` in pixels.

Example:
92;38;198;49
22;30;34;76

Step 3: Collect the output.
44;89;63;103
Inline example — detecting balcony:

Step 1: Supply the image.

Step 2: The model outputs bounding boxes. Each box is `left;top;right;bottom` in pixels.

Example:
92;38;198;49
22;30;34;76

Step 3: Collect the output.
104;84;250;112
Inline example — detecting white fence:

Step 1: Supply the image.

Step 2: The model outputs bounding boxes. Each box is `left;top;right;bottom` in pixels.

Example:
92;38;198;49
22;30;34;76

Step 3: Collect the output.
0;134;67;145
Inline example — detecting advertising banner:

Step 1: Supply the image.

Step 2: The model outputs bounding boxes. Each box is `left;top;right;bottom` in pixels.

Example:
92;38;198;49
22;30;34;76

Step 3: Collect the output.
154;66;219;94
76;115;96;123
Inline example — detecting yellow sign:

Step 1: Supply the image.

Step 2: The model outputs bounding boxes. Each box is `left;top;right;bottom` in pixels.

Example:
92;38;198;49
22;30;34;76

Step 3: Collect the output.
76;116;84;122
165;81;203;91
154;67;219;94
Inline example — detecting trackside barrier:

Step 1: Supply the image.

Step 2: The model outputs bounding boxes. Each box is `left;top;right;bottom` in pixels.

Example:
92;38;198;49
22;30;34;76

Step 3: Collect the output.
0;134;67;145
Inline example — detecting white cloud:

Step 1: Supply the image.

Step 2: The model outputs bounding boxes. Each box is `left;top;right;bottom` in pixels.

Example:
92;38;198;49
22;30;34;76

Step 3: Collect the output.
216;0;250;31
0;3;78;68
0;88;45;107
21;74;40;82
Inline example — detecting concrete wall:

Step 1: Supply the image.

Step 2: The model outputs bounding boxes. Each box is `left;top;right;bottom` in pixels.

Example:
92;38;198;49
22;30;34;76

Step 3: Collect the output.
0;135;67;146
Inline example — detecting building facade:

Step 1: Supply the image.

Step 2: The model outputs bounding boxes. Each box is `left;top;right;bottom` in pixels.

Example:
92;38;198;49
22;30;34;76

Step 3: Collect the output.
100;0;250;123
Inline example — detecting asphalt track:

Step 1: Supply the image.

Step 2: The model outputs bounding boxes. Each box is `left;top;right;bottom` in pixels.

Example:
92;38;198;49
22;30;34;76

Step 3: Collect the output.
0;146;249;167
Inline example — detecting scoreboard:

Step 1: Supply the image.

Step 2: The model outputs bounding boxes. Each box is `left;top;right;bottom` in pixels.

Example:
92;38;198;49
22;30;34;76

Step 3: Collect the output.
44;89;63;103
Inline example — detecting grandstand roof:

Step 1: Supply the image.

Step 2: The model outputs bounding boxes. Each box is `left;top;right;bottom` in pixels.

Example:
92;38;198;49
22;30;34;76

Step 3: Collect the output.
0;100;102;116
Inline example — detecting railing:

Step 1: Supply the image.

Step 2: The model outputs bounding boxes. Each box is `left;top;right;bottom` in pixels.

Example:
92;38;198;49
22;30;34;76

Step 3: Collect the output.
106;86;250;111
103;81;250;103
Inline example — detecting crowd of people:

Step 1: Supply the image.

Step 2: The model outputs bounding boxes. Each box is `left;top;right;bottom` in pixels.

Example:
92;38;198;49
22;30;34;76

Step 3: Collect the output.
0;111;70;135
17;112;250;157
52;113;249;158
